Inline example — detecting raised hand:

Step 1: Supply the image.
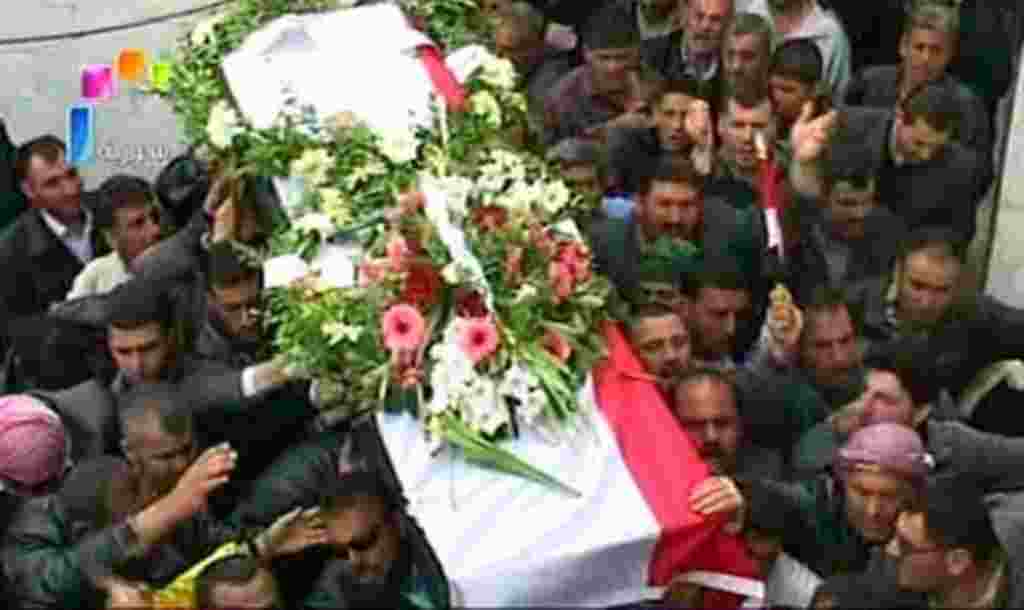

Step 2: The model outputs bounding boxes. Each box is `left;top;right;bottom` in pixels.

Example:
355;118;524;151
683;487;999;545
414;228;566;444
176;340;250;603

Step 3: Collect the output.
169;442;237;515
790;101;838;163
100;576;154;609
689;476;744;517
255;507;329;559
685;99;713;151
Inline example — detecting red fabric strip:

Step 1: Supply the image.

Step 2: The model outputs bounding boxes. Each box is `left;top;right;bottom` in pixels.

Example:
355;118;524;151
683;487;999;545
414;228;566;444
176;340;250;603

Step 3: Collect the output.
593;321;761;595
417;46;467;112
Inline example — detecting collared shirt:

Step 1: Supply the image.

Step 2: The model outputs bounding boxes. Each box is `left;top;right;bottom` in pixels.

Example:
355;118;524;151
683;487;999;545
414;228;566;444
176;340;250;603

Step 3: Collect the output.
40;209;94;264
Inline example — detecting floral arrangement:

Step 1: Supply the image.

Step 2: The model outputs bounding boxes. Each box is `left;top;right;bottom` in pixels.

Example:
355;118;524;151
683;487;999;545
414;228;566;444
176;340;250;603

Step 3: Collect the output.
160;0;612;494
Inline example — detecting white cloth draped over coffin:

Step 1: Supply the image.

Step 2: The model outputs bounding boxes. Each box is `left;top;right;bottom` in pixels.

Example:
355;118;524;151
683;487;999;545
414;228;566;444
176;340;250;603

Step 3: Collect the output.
375;379;666;607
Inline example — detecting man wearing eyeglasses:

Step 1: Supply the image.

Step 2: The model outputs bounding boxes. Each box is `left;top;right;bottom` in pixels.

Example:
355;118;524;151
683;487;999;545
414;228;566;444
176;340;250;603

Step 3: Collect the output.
305;471;450;610
885;477;1017;609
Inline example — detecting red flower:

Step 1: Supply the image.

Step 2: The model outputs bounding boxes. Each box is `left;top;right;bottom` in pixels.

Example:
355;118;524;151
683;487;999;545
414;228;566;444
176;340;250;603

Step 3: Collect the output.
504;246;524;284
381;304;426;352
401;262;443;307
548;261;575;303
455;288;489;318
530;224;557;258
472;205;508;231
359;259;388;286
556;241;592;283
543;328;573;363
386;235;410;272
459;317;500;364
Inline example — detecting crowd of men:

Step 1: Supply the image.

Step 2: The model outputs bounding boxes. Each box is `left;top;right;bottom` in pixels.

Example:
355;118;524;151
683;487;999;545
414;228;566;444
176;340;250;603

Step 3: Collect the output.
0;0;1020;608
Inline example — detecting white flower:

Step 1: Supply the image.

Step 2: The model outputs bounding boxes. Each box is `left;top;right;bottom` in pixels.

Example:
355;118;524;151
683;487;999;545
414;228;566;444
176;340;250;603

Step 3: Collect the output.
378;129;419;164
498;179;543;213
478;52;518;90
321;321;362;345
469;91;502;128
541;180;573;215
294;212;336;238
191;12;229;46
499;363;536;403
441;262;461;285
318;188;351;225
344;161;387;190
290;149;334;187
513;284;539;303
520;388;548;425
206;101;242;150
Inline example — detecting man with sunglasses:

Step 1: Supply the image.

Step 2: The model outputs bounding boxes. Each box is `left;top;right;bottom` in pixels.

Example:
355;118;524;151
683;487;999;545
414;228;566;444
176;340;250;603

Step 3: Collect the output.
66;175;163;300
305;471;450;610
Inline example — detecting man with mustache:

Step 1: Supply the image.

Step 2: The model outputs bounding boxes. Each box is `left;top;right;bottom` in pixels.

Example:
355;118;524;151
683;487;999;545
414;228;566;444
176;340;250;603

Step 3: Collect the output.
626;302;694;399
673;368;782;479
588;154;764;301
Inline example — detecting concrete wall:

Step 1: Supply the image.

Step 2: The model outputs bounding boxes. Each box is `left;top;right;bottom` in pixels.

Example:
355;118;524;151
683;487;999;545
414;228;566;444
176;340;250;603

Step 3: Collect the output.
0;1;218;185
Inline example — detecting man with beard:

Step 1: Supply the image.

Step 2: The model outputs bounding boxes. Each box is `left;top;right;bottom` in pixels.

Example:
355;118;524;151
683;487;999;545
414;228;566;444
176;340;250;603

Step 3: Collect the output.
625;303;693;400
587;154;764;300
707;87;781;210
305;471;449;610
721;12;774;101
692;422;931;579
672;368;782;479
786;167;906;303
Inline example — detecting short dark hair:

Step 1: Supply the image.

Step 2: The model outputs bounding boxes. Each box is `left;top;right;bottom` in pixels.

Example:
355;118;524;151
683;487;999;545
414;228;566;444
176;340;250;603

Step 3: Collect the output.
118;382;192;448
96;175;154;231
821;162;876;197
321;471;404;517
799;285;859;345
651;79;702;107
674;367;740;413
898;226;967;266
917;477;1002;565
105;280;176;333
722;85;773;118
581;3;639;50
864;347;940;406
495;1;548;41
626;301;681;334
900;82;961;134
195;554;264;610
636;155;706;195
770;38;823;86
681;259;751;299
206;241;262;292
725;12;773;57
16;135;66;185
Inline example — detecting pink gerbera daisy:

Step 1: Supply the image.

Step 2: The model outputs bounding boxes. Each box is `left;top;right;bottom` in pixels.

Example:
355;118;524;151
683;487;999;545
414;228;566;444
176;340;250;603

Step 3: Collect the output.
381;304;426;352
459;317;500;364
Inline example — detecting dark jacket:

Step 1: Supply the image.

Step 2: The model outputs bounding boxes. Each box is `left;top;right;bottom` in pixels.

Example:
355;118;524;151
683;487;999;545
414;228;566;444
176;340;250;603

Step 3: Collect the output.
1;495;235;610
586;196;765;299
0;204;106;340
786;199;906;304
605;126;662;193
854;280;1024;400
27;387;119;464
817;106;992;242
641;30;724;104
0;120;26;233
844;66;992;155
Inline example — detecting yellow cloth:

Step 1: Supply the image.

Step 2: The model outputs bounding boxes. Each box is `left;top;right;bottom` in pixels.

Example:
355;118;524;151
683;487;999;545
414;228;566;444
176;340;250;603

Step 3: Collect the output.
151;542;249;608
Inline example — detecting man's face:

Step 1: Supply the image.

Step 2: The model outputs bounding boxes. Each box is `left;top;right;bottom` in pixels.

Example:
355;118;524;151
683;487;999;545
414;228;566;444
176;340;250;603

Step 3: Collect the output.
844;469;916;543
744;529;783;576
324;497;403;586
718;99;776;172
801;306;862;393
210;276;264;343
22;150;83;215
108;322;173;385
125;412;196;498
894;114;951;164
898;251;960;328
673;378;741;474
861;370;917;427
584;46;641;95
653;93;696;152
210;567;282;610
723;33;769;92
769;75;815;126
562;163;603;198
823;180;876;241
637;180;703;243
900;28;954;90
111;204;162;264
689;286;751;361
886;511;952;592
687;0;732;55
628;313;692;393
494;24;542;71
